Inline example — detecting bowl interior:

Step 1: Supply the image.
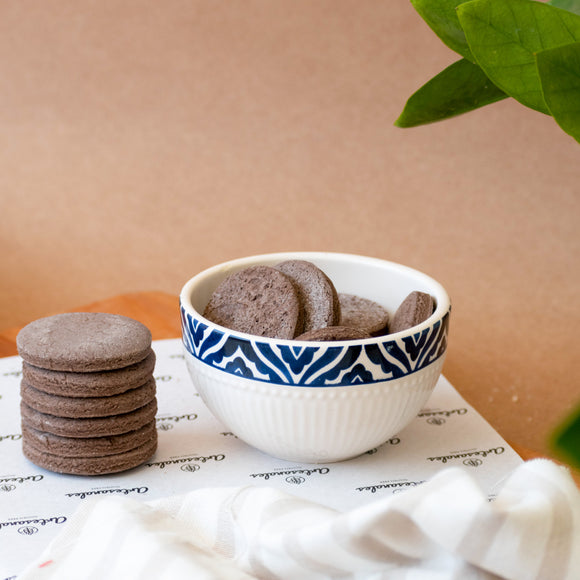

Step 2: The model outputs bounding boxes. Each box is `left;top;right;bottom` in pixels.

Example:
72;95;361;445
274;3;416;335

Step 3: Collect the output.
181;252;450;339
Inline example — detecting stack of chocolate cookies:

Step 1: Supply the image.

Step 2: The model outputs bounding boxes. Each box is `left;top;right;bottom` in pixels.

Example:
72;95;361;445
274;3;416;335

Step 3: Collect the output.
16;312;158;476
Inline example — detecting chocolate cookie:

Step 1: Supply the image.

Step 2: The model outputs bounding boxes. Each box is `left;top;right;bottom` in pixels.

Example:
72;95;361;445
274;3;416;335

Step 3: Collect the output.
390;291;434;334
21;420;157;458
295;326;371;342
22;435;158;475
20;399;158;438
275;260;340;333
203;265;303;339
20;377;157;419
21;350;156;397
16;312;152;372
338;294;390;337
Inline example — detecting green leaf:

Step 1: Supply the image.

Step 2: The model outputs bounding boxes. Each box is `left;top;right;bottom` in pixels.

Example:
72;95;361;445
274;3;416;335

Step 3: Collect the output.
537;42;580;143
410;0;475;61
548;0;580;17
551;402;580;470
395;58;507;128
457;0;580;114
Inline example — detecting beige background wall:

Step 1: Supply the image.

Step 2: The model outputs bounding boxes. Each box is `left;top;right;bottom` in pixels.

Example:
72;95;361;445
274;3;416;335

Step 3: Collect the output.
1;1;579;455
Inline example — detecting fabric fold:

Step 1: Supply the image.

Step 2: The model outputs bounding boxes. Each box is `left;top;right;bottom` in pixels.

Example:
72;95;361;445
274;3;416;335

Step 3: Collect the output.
18;460;580;580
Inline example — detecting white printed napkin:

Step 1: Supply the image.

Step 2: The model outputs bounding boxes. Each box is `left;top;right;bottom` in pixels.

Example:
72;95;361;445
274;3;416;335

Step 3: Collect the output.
17;459;580;580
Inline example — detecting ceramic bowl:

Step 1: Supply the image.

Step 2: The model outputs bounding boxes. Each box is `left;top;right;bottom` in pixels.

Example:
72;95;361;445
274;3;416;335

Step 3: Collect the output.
179;252;451;463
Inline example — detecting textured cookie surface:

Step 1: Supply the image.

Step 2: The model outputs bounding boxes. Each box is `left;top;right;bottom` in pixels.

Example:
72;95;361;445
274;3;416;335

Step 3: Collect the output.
275;260;340;333
203;265;302;339
21;350;156;397
390;291;434;334
16;312;152;372
21;377;157;419
339;294;390;336
22;435;157;475
21;420;157;458
20;399;158;438
295;326;371;342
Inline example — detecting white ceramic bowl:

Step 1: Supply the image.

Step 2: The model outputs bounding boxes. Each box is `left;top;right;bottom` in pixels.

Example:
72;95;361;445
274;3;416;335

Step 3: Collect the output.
180;252;451;463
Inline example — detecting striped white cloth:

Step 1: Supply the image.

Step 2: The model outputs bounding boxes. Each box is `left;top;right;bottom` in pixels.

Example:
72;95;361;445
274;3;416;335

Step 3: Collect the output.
18;459;580;580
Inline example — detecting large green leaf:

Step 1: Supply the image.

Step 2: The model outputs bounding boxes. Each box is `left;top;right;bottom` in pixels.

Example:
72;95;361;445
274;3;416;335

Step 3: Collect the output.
395;58;507;128
410;0;475;61
548;0;580;17
537;42;580;143
457;0;580;114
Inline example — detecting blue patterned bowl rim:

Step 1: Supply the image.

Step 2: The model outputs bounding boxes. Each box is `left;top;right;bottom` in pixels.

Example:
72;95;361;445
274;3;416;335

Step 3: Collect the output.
180;252;450;387
180;306;449;388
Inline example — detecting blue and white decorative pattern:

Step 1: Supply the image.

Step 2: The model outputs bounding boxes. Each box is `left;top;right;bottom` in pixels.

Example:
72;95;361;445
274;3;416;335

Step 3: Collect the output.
180;305;449;387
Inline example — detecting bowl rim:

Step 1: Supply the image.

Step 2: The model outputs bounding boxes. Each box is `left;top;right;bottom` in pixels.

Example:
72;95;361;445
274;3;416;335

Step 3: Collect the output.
179;251;451;347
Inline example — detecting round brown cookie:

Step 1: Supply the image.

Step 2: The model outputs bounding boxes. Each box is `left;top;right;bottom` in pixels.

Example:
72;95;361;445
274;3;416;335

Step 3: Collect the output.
338;294;390;337
203;265;303;339
20;399;158;438
295;326;371;342
21;377;157;419
16;312;152;372
275;260;340;334
22;434;158;475
21;350;156;397
22;420;157;458
390;291;435;334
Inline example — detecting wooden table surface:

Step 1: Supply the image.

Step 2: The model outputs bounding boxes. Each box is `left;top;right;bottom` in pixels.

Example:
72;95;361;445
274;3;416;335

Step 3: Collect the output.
2;290;578;486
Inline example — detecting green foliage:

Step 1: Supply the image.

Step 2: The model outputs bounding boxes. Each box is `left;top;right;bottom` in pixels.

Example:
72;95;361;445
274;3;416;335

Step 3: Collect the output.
551;402;580;470
549;0;580;16
394;58;507;127
398;0;580;143
410;0;475;61
537;42;580;141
